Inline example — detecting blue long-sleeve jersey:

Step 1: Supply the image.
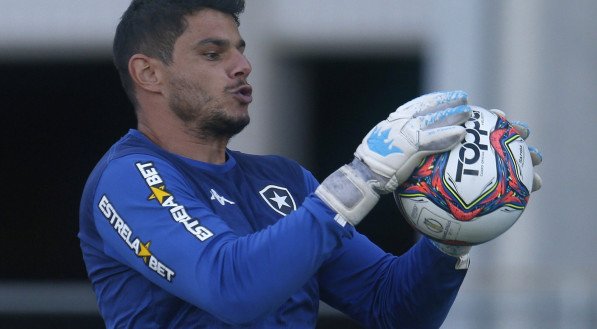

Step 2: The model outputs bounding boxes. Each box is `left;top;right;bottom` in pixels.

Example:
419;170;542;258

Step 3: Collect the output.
79;129;466;328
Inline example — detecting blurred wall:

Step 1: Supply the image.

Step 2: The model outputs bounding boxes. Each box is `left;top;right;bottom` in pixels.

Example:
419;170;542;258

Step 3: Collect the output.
2;0;596;327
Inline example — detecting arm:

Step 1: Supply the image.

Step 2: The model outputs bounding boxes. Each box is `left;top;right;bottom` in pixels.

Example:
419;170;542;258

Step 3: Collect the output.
314;101;543;328
93;155;348;325
318;234;466;329
310;91;472;328
92;91;470;325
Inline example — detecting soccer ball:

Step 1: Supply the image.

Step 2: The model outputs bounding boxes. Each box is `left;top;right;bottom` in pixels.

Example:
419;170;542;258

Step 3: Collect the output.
394;106;534;245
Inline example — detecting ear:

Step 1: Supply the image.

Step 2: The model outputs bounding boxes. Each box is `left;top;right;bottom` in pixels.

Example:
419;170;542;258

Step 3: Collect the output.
128;55;164;93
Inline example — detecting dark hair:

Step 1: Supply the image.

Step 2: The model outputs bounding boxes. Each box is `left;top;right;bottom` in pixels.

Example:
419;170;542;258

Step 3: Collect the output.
113;0;245;107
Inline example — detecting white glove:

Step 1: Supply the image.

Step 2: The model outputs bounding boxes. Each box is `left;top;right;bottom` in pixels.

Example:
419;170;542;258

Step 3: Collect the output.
490;109;543;192
315;91;472;226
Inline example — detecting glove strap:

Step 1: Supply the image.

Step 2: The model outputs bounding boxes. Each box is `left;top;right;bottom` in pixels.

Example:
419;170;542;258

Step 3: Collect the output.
430;240;471;270
315;160;381;226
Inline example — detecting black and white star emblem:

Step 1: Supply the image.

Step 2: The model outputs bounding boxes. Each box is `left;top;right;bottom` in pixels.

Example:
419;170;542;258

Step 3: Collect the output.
259;185;297;216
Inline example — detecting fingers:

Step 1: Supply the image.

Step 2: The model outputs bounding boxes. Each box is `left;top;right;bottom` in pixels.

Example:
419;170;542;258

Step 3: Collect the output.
419;105;471;129
390;90;468;120
528;146;543;166
489;108;531;140
526;146;542;192
532;172;542;192
418;125;467;152
435;105;543;193
489;108;506;118
510;120;530;140
416;104;471;152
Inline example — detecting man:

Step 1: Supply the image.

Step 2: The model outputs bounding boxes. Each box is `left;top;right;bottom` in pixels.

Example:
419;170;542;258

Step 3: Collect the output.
79;1;541;328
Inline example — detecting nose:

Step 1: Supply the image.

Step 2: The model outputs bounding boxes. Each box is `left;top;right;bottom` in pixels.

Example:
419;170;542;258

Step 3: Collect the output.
232;51;252;79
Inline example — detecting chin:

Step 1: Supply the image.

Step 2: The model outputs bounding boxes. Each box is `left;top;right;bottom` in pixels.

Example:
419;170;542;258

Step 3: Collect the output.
230;116;250;135
204;112;250;138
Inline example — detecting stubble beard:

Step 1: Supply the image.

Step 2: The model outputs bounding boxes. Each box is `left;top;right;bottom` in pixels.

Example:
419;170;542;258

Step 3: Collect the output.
168;77;250;141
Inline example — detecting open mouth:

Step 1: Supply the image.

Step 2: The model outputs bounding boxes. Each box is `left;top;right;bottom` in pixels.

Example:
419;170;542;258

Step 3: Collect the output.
230;85;253;104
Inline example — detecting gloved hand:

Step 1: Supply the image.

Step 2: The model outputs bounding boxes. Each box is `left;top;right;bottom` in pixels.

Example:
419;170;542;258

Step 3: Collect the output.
315;91;472;226
490;109;543;192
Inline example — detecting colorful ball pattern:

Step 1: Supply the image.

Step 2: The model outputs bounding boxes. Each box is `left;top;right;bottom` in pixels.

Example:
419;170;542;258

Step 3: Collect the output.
395;107;534;245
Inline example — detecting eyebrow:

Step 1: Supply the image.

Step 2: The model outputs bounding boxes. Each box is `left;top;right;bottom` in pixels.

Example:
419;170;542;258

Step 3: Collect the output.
195;38;246;49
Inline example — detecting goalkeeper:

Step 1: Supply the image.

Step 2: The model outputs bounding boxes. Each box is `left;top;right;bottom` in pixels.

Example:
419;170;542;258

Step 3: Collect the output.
78;0;542;328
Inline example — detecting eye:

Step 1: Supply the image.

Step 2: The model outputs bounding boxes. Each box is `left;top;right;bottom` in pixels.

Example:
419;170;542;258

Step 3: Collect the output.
204;52;221;61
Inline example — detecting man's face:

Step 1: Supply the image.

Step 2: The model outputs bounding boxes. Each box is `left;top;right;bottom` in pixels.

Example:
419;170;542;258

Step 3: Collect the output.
163;9;252;139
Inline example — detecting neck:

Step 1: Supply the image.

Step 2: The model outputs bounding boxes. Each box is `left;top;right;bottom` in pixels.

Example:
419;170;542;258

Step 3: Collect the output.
138;121;230;164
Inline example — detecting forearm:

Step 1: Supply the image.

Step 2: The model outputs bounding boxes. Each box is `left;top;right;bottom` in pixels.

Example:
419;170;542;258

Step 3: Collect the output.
318;233;466;329
381;237;467;328
188;196;348;324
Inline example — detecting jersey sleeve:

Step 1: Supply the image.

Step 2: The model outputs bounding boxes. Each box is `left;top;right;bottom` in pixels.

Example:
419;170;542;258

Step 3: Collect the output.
302;162;465;328
92;154;349;325
301;167;320;193
318;232;467;329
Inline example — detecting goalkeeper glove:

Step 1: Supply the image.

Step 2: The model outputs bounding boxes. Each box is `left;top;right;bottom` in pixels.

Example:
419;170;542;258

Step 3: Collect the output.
315;91;472;226
490;109;543;192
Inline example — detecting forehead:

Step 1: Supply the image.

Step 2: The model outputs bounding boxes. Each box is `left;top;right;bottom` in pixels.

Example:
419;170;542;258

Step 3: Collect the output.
178;8;242;45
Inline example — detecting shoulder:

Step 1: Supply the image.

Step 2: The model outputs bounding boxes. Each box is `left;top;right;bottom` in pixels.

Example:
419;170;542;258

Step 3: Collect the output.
82;132;188;208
